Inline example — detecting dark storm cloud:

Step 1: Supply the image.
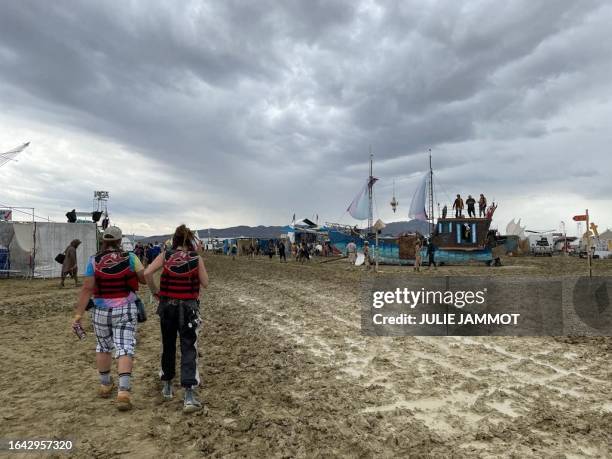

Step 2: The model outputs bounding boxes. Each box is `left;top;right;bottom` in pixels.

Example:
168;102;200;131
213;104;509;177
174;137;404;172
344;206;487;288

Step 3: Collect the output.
1;0;611;228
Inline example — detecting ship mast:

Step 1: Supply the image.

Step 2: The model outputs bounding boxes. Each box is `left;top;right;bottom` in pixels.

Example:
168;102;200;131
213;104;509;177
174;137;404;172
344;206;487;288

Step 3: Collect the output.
428;148;434;235
368;147;373;232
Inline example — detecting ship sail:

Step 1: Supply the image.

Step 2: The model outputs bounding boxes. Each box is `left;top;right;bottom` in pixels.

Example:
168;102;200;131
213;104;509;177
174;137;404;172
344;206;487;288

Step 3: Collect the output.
408;173;428;221
347;177;378;220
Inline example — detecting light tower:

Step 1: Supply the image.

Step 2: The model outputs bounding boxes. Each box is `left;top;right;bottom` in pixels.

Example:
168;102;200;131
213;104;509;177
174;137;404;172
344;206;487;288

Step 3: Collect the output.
93;191;109;226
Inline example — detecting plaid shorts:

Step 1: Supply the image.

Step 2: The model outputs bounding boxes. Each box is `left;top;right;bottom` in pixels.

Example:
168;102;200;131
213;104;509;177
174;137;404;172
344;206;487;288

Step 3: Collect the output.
92;302;138;357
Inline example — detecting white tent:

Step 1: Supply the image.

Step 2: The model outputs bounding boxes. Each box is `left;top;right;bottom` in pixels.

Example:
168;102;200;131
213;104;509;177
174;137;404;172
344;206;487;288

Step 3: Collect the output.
599;229;612;251
505;218;527;239
0;221;97;277
121;236;135;252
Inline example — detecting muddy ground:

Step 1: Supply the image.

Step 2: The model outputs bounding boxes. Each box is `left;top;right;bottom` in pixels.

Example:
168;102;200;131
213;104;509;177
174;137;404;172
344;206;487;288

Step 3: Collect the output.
1;255;611;458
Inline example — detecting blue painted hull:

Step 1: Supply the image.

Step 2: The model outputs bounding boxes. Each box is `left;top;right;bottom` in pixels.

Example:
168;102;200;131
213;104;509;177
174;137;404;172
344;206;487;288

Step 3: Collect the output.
327;230;411;264
430;247;493;264
327;229;493;265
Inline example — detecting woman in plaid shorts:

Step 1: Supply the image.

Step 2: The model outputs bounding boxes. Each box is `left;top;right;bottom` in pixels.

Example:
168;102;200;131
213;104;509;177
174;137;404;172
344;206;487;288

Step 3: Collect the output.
72;226;146;411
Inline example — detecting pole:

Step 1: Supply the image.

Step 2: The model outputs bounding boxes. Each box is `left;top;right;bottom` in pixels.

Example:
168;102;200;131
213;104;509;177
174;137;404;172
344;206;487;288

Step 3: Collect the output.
428;149;434;235
375;230;379;273
32;221;36;279
368;148;373;233
586;209;592;278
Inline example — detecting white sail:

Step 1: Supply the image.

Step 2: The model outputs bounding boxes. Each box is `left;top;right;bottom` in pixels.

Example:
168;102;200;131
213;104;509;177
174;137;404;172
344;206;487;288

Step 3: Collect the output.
506;218;527;239
347;178;377;220
408;173;428;221
506;219;517;235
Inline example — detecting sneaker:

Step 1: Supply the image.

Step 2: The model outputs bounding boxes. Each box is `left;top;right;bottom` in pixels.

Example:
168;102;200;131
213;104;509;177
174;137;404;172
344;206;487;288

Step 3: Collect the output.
116;390;132;411
98;380;114;398
183;388;202;413
162;381;174;401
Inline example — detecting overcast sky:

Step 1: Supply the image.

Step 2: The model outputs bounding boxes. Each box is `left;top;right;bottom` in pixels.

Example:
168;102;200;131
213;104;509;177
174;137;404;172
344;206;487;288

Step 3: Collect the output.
1;0;611;236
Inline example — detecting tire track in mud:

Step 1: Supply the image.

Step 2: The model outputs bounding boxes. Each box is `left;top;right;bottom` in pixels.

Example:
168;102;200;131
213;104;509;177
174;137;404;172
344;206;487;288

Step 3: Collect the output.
222;260;612;457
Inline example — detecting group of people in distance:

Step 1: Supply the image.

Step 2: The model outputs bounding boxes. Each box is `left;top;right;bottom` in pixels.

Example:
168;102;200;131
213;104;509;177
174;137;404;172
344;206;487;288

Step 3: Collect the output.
71;224;208;413
133;241;162;266
229;239;335;263
345;240;373;269
441;193;488;219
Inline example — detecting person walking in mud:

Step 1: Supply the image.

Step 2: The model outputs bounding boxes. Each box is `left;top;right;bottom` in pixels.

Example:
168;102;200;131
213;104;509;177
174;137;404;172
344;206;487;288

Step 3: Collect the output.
230;244;237;260
60;239;81;287
414;237;423;272
71;226;146;411
298;241;310;263
453;194;464;218
145;224;209;413
278;240;287;262
478;193;487;217
346;241;357;265
426;238;436;269
363;241;371;270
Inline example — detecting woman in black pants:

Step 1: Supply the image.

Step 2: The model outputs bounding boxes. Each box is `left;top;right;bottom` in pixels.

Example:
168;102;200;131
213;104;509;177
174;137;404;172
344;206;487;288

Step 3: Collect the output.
145;224;209;413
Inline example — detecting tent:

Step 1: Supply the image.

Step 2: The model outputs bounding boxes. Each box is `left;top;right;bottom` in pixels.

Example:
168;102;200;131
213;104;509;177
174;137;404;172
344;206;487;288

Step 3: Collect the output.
121;236;135;252
0;221;98;278
598;229;612;251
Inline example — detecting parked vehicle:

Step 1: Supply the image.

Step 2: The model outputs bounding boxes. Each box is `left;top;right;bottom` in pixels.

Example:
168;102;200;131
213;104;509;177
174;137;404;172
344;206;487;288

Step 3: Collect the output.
531;236;553;257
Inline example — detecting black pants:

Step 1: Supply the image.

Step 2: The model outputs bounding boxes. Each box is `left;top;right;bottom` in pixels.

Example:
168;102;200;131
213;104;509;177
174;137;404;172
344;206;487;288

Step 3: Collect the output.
479;206;486;217
158;299;200;388
455;208;462;218
280;251;286;262
467;206;475;217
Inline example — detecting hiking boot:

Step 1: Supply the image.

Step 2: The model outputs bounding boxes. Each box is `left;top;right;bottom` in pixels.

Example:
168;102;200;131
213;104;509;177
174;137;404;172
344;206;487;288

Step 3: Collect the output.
116;390;132;411
162;381;174;401
98;380;114;398
183;388;202;413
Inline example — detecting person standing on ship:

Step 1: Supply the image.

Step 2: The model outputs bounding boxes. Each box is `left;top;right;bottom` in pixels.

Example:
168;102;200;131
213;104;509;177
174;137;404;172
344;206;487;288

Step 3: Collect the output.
466;195;476;218
478;194;487;217
453;194;464;218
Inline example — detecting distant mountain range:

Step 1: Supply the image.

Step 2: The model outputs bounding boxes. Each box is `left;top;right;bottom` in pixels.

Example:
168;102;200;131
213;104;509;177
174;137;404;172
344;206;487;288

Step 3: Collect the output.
137;220;430;244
